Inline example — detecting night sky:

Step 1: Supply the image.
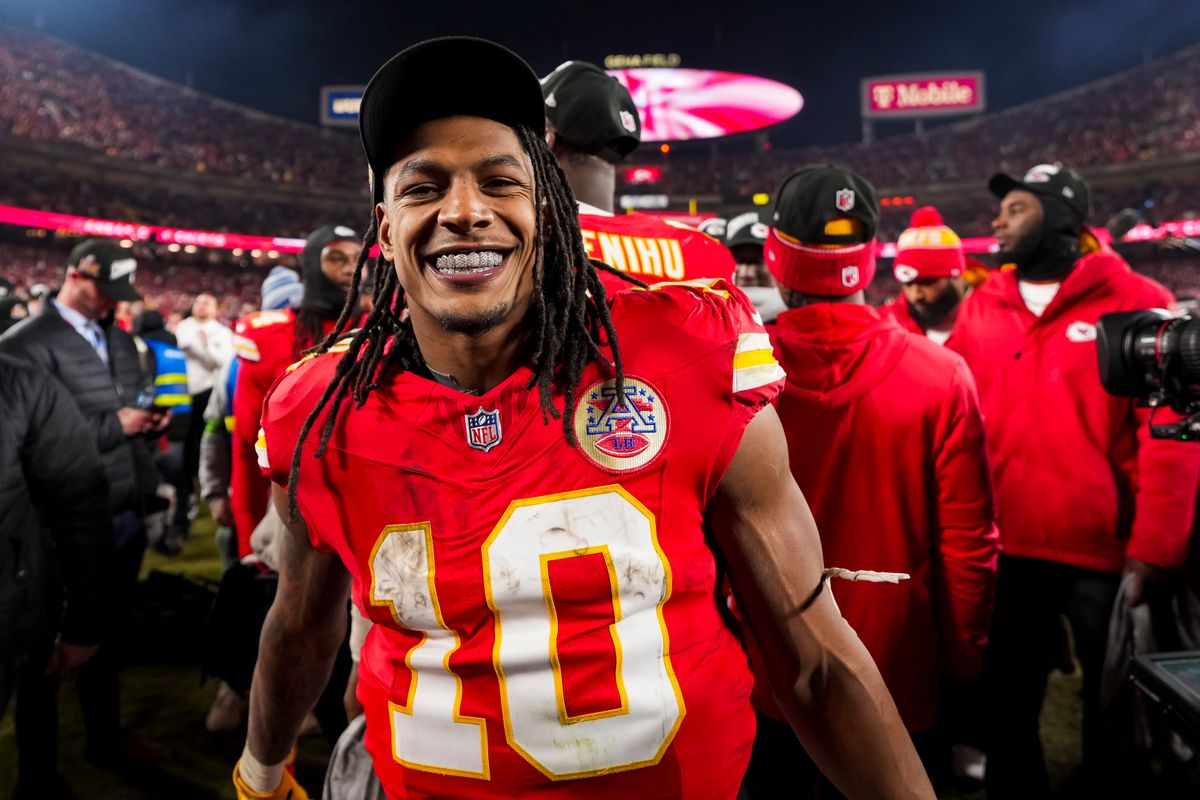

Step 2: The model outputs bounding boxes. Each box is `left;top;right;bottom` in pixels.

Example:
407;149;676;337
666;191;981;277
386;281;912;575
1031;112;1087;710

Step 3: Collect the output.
2;0;1199;149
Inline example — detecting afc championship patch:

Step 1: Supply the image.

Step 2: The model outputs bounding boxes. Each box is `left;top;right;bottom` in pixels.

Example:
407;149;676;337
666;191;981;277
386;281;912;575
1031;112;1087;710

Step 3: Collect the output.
574;376;668;473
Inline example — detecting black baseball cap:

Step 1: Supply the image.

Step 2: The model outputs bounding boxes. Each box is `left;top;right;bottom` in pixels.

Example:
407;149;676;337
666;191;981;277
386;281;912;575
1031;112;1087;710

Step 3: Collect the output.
68;239;141;302
763;165;880;296
725;211;769;249
765;164;879;245
988;163;1092;224
359;37;546;201
541;61;641;162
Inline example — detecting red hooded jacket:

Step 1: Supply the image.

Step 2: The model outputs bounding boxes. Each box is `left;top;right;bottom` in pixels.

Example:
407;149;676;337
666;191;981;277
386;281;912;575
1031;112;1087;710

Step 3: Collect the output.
949;252;1199;572
767;303;998;733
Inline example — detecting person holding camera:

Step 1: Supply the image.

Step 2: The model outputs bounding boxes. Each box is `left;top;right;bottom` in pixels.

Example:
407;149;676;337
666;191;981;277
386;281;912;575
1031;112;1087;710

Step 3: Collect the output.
0;239;170;790
948;164;1200;797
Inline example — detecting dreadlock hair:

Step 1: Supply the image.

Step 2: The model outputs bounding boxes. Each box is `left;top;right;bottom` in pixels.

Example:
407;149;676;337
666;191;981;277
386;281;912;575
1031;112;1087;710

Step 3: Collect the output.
293;308;328;357
286;123;644;518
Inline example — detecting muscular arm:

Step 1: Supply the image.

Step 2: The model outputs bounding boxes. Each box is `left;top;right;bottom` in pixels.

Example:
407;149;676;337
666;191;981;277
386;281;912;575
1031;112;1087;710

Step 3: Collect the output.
245;485;351;767
707;406;933;799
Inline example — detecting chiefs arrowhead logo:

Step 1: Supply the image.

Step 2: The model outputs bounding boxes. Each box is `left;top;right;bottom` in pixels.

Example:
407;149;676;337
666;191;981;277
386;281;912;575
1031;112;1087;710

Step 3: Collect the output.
1066;321;1097;342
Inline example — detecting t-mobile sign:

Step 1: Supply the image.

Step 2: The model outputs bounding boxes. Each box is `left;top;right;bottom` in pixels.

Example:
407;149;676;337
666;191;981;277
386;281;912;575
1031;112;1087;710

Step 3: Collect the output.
862;72;985;118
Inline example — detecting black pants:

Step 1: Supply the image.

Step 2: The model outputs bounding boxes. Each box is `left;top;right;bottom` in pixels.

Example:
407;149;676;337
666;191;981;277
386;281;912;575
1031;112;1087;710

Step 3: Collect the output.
154;440;191;537
0;654;24;722
77;511;147;750
184;389;211;488
16;511;147;782
983;554;1120;799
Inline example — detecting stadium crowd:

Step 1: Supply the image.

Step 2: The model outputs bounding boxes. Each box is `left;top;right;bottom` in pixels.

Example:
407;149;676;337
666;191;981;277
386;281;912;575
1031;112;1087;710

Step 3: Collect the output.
0;23;1199;800
3;23;1199;205
0;27;359;189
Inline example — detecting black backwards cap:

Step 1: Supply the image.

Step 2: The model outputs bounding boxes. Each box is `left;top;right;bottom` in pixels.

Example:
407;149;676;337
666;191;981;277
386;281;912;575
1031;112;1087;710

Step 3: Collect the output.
359;37;547;202
765;164;879;246
762;164;880;296
541;61;641;162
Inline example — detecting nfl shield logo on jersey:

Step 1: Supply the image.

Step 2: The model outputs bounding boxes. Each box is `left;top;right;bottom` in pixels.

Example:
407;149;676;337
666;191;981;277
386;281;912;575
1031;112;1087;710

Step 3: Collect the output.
620;110;637;132
835;188;855;212
465;407;502;452
841;265;860;287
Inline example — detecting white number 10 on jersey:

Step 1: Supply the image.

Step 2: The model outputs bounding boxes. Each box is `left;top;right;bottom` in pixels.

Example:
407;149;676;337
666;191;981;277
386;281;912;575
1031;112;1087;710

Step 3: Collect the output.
368;486;686;780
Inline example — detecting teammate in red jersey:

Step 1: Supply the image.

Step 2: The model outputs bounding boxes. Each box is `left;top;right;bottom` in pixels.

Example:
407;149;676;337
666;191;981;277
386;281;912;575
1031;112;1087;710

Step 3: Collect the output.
235;37;932;800
229;225;361;556
541;60;735;294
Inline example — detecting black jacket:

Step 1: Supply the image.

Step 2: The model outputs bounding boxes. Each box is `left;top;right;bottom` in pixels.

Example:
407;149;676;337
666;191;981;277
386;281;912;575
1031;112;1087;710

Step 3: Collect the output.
0;302;154;514
0;354;114;660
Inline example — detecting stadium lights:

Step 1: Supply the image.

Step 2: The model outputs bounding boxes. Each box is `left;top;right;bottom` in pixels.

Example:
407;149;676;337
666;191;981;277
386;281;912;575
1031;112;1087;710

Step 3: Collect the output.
267;250;279;259
752;193;770;206
232;248;244;256
250;249;263;258
184;244;198;254
119;239;133;248
167;243;181;252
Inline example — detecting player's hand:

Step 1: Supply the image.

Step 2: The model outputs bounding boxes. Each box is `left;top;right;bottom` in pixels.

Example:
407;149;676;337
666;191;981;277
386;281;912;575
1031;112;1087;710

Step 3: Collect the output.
232;761;309;800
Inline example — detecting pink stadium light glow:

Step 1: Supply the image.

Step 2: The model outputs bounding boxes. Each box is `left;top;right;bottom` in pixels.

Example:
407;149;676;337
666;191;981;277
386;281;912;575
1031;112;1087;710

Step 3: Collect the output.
0;205;307;254
606;68;803;142
3;205;1189;259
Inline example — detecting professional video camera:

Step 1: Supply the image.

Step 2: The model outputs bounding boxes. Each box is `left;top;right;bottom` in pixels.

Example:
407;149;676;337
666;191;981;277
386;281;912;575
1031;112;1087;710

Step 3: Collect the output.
1097;309;1200;441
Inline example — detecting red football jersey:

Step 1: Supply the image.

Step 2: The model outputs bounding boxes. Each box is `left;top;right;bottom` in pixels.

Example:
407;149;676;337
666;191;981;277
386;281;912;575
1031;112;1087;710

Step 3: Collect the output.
231;308;301;556
260;281;784;799
231;309;342;556
579;212;735;296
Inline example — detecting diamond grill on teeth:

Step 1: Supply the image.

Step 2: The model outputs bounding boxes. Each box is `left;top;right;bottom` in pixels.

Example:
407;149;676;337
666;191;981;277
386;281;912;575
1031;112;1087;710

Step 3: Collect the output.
434;251;504;272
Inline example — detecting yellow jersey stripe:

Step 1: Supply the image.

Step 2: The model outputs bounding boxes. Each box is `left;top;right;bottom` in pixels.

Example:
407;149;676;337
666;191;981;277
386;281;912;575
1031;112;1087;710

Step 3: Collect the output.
255;429;269;470
733;349;778;370
233;335;260;362
155;373;189;386
734;362;786;394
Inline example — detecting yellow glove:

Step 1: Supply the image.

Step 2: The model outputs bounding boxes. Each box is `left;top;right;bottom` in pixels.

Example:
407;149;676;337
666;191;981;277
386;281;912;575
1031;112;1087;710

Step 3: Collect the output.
232;760;309;800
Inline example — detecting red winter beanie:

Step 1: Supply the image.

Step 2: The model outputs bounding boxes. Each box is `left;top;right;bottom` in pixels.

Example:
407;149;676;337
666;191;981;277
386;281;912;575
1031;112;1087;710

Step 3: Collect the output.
892;206;965;283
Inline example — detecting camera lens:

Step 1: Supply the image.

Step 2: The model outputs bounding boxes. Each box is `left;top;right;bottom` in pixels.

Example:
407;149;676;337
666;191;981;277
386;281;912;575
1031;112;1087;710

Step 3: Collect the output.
1096;309;1172;397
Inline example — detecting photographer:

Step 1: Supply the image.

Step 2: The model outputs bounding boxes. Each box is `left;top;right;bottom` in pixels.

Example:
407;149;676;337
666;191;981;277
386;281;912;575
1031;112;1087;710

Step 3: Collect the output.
949;164;1200;797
